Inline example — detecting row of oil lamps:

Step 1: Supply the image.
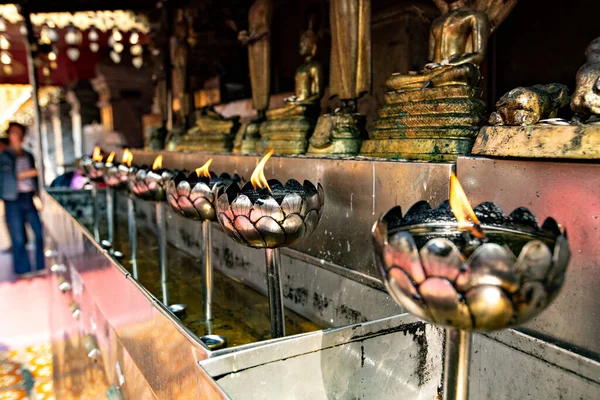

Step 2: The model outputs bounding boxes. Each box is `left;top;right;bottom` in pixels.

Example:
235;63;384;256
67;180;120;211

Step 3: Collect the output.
79;147;570;400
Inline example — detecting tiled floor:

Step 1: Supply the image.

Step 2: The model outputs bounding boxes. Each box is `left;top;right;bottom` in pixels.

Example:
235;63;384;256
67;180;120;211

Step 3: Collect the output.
0;203;54;399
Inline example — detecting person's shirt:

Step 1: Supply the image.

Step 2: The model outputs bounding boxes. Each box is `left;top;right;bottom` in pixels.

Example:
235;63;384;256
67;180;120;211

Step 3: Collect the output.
15;154;35;193
0;149;37;201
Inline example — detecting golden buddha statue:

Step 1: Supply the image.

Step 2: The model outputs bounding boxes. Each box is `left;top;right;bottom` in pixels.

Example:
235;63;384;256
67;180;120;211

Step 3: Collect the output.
572;37;600;122
176;107;240;152
306;0;371;156
260;26;324;154
238;0;273;153
361;0;518;161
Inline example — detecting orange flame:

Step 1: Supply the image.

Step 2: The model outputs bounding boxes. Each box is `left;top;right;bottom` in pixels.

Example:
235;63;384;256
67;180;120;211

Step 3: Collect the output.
250;149;274;192
106;152;115;164
121;149;133;167
195;158;213;178
449;173;484;239
92;146;102;162
152;155;163;170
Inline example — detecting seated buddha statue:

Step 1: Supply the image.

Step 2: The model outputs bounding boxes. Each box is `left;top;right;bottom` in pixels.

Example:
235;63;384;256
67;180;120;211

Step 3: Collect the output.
259;26;324;154
361;0;519;160
387;0;489;92
266;28;323;120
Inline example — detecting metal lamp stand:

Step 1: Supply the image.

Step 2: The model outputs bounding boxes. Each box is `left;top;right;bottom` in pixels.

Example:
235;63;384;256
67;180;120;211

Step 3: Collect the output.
264;248;285;338
155;201;187;318
443;328;472;400
127;193;138;279
91;183;100;242
198;220;226;350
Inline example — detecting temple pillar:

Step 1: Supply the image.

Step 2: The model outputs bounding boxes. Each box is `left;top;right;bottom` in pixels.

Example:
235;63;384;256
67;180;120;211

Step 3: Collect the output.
66;89;83;159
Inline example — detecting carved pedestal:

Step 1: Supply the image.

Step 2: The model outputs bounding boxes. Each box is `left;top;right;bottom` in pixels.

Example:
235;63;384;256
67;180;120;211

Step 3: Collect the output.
176;112;239;153
260;117;316;155
361;86;486;161
306;113;366;156
240;122;262;154
473;123;600;159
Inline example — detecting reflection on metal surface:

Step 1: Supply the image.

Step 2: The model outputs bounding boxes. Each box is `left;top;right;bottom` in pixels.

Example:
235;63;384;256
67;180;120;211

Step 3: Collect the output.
83;334;101;361
457;157;600;356
106;385;125;400
57;276;72;292
200;335;227;351
50;262;66;273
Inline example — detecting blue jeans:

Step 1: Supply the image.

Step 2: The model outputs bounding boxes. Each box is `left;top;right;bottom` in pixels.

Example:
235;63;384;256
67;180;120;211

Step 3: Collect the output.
4;192;44;274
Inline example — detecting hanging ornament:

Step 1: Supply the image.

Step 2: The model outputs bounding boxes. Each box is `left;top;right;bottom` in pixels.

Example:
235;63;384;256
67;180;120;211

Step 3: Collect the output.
90;42;99;53
88;26;99;42
19;24;26;35
129;30;139;45
0;50;11;65
2;64;12;75
110;51;121;64
0;34;9;50
130;44;142;56
113;42;124;54
65;24;82;46
50;61;57;70
0;17;6;32
42;66;50;76
132;56;143;69
48;50;57;62
67;47;80;61
111;28;123;42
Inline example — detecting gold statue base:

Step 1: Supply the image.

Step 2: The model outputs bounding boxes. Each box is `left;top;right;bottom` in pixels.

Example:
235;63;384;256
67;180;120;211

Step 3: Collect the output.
306;113;366;156
240;121;262;154
176;109;239;153
176;134;235;152
473;123;600;159
361;86;486;161
259;117;316;155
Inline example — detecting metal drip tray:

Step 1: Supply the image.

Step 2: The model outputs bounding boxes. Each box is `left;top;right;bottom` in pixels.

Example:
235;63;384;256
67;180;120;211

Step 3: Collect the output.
201;314;444;399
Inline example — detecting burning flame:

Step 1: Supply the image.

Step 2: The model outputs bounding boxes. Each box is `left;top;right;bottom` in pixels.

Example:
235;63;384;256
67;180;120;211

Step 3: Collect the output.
92;146;102;162
195;158;213;178
449;173;484;239
106;152;115;164
152;155;163;170
250;149;274;192
121;149;133;167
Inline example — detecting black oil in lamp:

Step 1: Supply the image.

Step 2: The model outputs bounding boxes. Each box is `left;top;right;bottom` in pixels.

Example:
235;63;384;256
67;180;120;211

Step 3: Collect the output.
165;158;241;349
372;173;570;400
216;150;325;338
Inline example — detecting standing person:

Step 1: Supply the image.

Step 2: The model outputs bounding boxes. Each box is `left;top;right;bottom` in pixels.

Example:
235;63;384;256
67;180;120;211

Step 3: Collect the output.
0;122;44;277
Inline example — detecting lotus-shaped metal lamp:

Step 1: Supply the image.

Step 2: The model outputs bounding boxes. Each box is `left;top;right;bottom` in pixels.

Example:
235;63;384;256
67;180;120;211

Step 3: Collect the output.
104;149;133;189
372;174;570;400
216;150;325;338
166;160;241;222
165;159;240;349
80;146;106;183
128;155;174;202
